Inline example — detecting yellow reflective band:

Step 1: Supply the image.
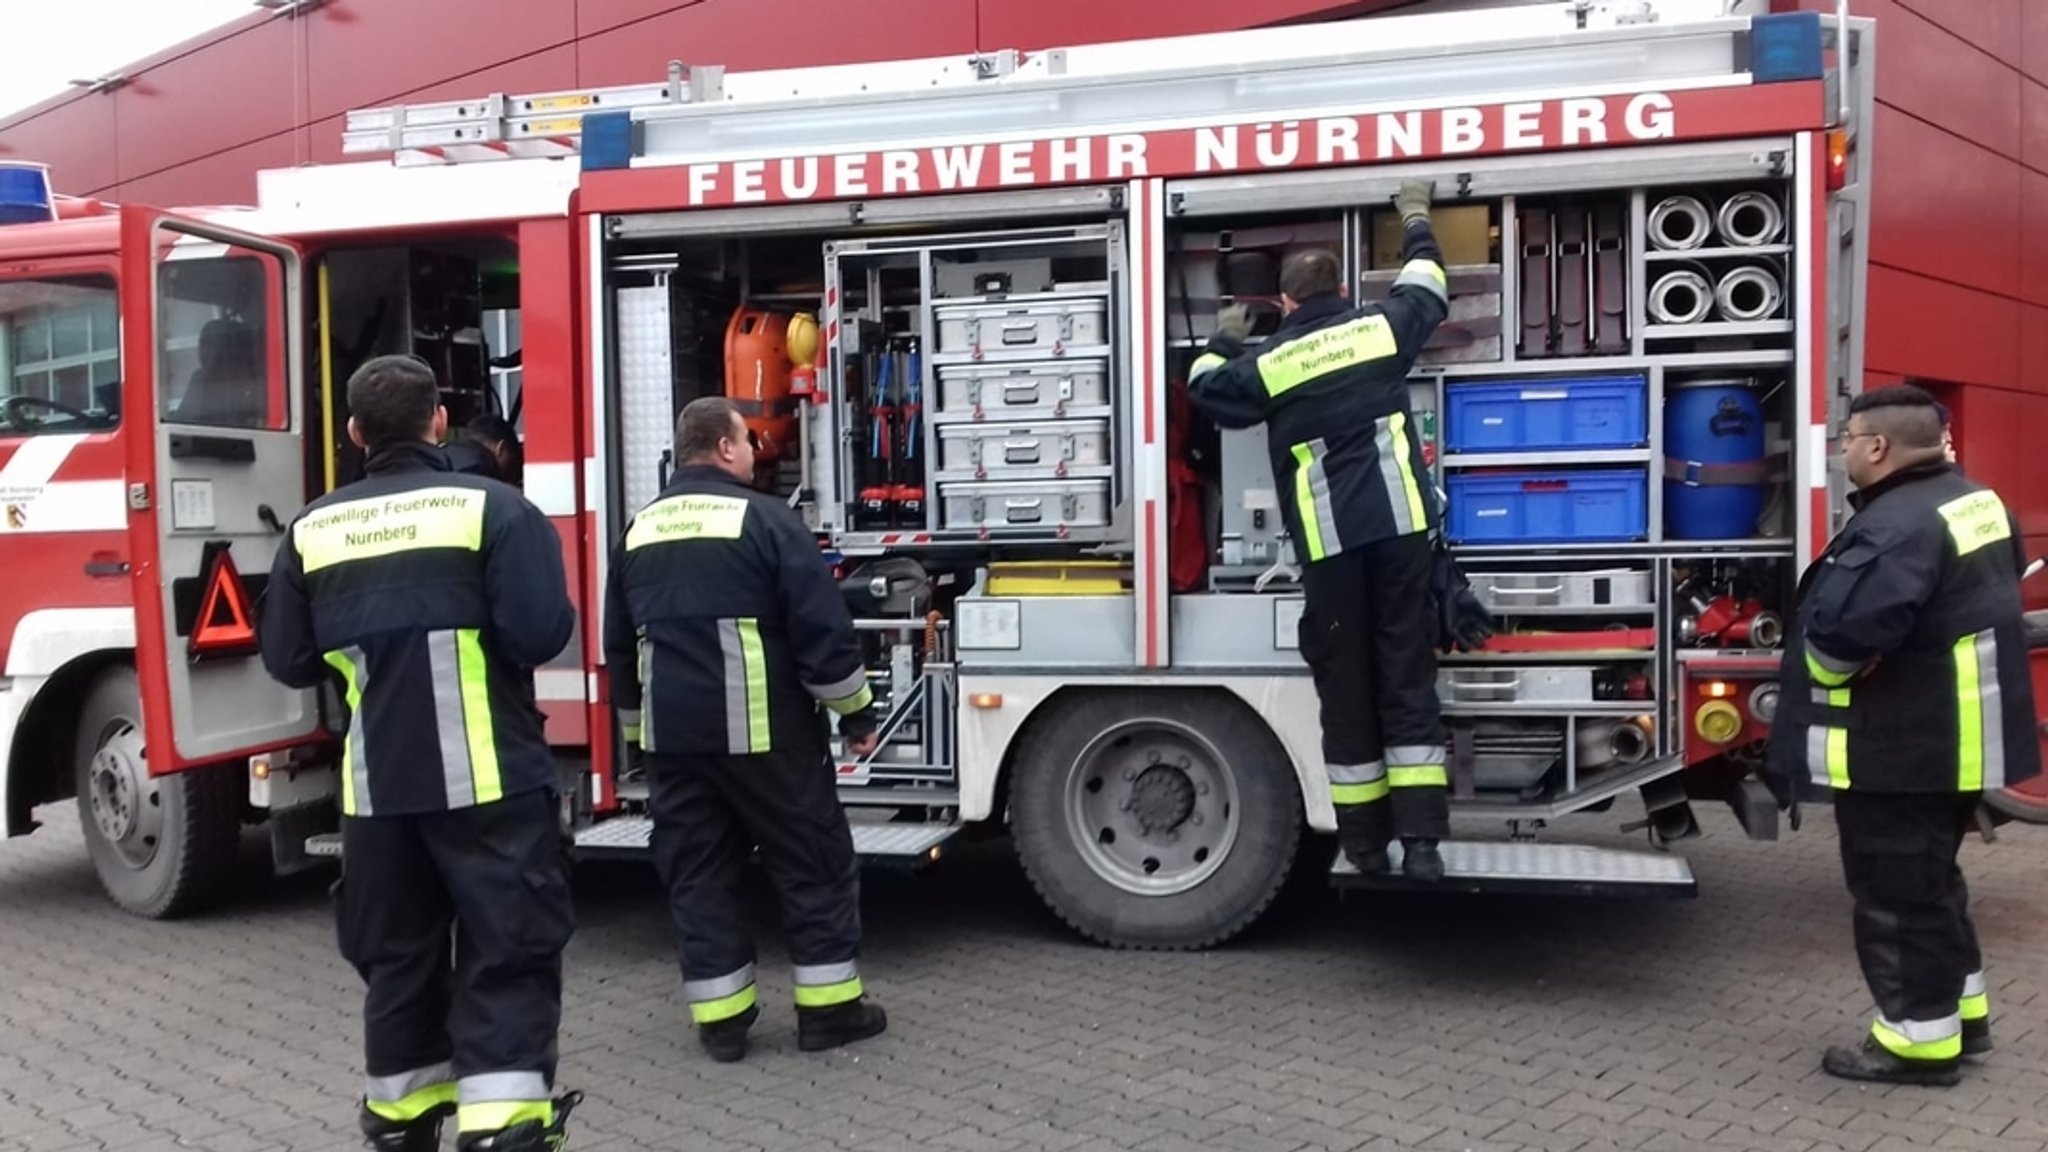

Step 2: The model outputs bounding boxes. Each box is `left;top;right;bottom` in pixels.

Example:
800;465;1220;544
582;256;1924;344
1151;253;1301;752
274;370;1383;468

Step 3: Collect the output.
1959;992;1989;1022
1256;314;1397;397
1871;1019;1961;1062
622;722;641;744
457;1100;552;1135
1955;634;1984;792
1188;352;1229;380
367;1082;456;1123
295;488;486;573
1400;258;1448;290
1936;490;2010;557
738;618;771;753
324;649;362;816
626;493;748;550
1826;686;1851;789
690;981;758;1024
1330;779;1390;805
826;683;874;717
794;977;864;1008
1387;410;1429;534
456;628;502;804
1805;648;1856;688
1289;442;1326;563
1388;765;1448;789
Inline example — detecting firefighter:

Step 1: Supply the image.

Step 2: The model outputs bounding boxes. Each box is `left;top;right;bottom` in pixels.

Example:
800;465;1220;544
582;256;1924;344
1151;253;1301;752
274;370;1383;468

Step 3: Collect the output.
446;413;522;485
1185;179;1454;882
257;354;581;1150
603;395;888;1063
1764;384;2039;1087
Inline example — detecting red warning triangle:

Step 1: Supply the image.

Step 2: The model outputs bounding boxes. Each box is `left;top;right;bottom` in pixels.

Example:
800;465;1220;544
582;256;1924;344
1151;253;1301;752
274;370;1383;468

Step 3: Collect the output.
191;549;258;655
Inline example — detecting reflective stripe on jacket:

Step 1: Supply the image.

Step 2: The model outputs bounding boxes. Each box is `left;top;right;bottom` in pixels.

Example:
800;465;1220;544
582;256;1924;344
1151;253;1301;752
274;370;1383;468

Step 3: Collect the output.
258;441;576;817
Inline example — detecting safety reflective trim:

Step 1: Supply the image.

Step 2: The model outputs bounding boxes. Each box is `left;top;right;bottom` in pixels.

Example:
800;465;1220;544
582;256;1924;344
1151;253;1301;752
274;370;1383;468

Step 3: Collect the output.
295;487;487;573
740;619;771;751
806;669;874;716
625;493;748;551
1188;352;1229;381
1871;1014;1962;1062
619;709;642;745
794;977;864;1008
690;982;759;1024
1388;412;1429;537
1330;780;1390;805
365;1063;456;1120
459;1071;551;1103
1386;745;1444;767
1807;686;1851;790
1256;314;1398;397
1804;642;1860;688
324;647;369;817
793;959;861;986
1936;490;2011;557
684;963;757;1003
456;629;501;804
1959;969;1989;1022
637;627;656;754
428;631;478;809
1956;630;2004;792
1393;258;1450;305
1327;761;1387;785
1388;765;1448;789
457;1100;552;1135
1288;439;1340;563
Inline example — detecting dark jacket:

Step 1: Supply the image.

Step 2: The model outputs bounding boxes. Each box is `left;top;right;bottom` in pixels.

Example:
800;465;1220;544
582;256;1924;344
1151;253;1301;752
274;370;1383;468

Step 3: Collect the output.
258;441;576;817
443;437;500;480
603;464;876;758
1768;460;2039;795
1185;218;1450;562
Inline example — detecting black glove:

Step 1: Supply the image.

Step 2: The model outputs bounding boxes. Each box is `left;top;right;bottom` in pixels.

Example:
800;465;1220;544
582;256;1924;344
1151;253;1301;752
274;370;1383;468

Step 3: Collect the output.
1758;759;1802;832
1430;541;1494;652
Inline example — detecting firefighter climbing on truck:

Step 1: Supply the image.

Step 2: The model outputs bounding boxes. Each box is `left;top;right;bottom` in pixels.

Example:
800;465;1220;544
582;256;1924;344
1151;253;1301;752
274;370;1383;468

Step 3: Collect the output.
1186;178;1456;883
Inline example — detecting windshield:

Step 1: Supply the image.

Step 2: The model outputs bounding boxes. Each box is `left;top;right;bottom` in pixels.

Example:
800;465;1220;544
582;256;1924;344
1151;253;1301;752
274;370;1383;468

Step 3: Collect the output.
0;273;121;436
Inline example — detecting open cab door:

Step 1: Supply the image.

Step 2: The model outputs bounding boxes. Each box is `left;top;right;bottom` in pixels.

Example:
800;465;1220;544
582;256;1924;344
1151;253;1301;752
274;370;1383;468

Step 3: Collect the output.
118;206;322;769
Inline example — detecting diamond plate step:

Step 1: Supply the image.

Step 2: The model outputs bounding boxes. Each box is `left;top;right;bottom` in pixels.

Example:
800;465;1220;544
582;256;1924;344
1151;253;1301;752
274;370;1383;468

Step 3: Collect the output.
569;816;959;866
1330;840;1696;899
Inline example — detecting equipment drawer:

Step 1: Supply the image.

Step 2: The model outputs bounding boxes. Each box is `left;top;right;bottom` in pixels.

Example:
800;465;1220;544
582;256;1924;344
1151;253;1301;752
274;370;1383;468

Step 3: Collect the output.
1439;665;1596;704
934;362;1110;417
937;419;1110;478
1467;568;1653;612
934;296;1108;356
939;479;1111;531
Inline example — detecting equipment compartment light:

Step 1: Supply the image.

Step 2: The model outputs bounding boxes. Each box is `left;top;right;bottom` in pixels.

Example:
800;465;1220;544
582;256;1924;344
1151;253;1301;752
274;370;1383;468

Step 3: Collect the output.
1749;681;1780;724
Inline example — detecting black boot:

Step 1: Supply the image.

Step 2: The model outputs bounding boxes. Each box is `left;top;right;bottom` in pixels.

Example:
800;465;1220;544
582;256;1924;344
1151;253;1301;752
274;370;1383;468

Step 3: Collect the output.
797;999;888;1053
699;1004;759;1063
1401;838;1444;883
1962;1017;1993;1058
359;1102;451;1152
1822;1038;1960;1087
455;1090;584;1152
1343;846;1390;875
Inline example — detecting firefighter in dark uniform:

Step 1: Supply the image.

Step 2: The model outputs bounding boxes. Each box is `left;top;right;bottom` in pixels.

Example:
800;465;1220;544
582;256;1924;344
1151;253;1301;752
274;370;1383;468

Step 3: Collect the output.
1765;384;2039;1087
604;396;888;1063
1186;179;1454;882
258;355;581;1150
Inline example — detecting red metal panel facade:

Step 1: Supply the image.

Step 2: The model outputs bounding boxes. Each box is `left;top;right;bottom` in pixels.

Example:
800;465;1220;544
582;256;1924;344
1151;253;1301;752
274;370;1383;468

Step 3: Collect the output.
0;95;117;195
575;0;977;80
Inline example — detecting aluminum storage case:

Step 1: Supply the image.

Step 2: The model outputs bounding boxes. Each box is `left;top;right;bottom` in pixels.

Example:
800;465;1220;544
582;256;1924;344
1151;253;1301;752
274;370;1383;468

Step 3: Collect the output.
939;478;1112;531
1466;569;1654;612
937;419;1111;478
933;294;1109;356
934;361;1111;418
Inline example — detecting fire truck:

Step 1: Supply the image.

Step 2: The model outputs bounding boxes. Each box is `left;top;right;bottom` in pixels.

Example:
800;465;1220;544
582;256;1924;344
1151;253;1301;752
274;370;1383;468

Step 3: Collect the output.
6;0;1975;948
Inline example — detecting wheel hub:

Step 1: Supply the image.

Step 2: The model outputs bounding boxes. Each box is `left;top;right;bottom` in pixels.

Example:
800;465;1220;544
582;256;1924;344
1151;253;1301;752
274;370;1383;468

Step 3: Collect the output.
85;723;160;870
1127;761;1198;835
1064;718;1243;896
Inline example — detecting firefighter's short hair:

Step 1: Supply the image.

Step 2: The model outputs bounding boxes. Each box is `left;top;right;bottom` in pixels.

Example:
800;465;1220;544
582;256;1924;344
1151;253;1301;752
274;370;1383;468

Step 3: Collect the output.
1848;384;1944;451
346;354;439;451
676;396;744;462
1279;249;1343;302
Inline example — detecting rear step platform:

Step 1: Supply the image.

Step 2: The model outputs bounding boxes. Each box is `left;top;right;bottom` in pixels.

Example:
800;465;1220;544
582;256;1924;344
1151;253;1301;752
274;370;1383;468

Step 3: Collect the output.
568;816;959;868
1331;840;1697;899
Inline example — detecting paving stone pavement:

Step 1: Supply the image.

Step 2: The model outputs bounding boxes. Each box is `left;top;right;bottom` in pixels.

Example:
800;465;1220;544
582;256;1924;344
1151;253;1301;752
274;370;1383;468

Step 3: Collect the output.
1;800;2045;1152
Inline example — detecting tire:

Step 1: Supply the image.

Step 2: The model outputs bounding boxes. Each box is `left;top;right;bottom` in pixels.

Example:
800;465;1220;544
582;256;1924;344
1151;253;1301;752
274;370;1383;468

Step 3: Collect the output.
1009;688;1302;950
73;666;241;919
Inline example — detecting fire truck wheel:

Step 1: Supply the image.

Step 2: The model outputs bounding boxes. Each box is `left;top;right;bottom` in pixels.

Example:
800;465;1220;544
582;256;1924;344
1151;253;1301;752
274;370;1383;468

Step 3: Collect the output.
72;666;240;919
1010;689;1302;950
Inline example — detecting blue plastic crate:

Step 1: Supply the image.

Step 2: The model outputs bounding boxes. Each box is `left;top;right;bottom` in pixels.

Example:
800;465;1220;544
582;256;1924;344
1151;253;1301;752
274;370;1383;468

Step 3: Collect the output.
1444;374;1648;454
1445;468;1648;544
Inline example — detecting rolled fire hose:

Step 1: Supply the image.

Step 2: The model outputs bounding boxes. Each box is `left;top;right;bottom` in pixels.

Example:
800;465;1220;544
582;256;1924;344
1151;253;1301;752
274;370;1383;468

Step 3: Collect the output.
1649;266;1714;325
1715;190;1785;248
1714;264;1783;323
1648;194;1713;251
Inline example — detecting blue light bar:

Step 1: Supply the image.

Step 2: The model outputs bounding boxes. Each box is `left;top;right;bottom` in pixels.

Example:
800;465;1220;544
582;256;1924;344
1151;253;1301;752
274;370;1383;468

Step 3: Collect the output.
0;162;55;226
1749;11;1824;84
581;111;638;173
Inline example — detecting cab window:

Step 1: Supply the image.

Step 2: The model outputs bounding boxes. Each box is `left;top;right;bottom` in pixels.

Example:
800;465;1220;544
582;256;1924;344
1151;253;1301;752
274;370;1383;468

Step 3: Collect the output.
158;251;281;430
0;273;121;436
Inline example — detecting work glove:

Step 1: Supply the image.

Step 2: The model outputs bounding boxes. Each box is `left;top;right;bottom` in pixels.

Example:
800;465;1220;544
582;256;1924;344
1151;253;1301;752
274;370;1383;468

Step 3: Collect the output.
1214;303;1253;344
1429;539;1494;652
1394;179;1435;226
1759;753;1803;832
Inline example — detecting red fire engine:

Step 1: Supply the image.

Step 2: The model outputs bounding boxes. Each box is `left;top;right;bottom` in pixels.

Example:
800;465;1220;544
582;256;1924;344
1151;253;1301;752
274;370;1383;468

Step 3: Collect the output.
1;0;2036;945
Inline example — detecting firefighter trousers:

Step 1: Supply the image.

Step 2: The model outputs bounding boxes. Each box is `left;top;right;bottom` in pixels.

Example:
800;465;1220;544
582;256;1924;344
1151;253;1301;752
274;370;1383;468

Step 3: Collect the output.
1834;790;1987;1062
336;788;575;1135
646;746;867;1026
1298;532;1450;855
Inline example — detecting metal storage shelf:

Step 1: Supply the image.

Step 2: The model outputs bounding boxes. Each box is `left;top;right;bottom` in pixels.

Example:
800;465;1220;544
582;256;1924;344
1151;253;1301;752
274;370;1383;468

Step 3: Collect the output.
927;343;1116;367
928;403;1113;426
1643;320;1794;339
1454;538;1793;558
1444;702;1655;718
1644;245;1792;261
1441;449;1649;468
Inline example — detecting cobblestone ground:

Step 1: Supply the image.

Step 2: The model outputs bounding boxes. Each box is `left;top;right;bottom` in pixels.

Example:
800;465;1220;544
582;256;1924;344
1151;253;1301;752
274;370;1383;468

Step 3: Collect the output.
1;800;2044;1152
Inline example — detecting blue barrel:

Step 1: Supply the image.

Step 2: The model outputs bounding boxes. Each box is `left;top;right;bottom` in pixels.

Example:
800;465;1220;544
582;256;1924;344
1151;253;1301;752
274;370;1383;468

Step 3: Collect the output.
1665;378;1765;540
0;162;55;225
